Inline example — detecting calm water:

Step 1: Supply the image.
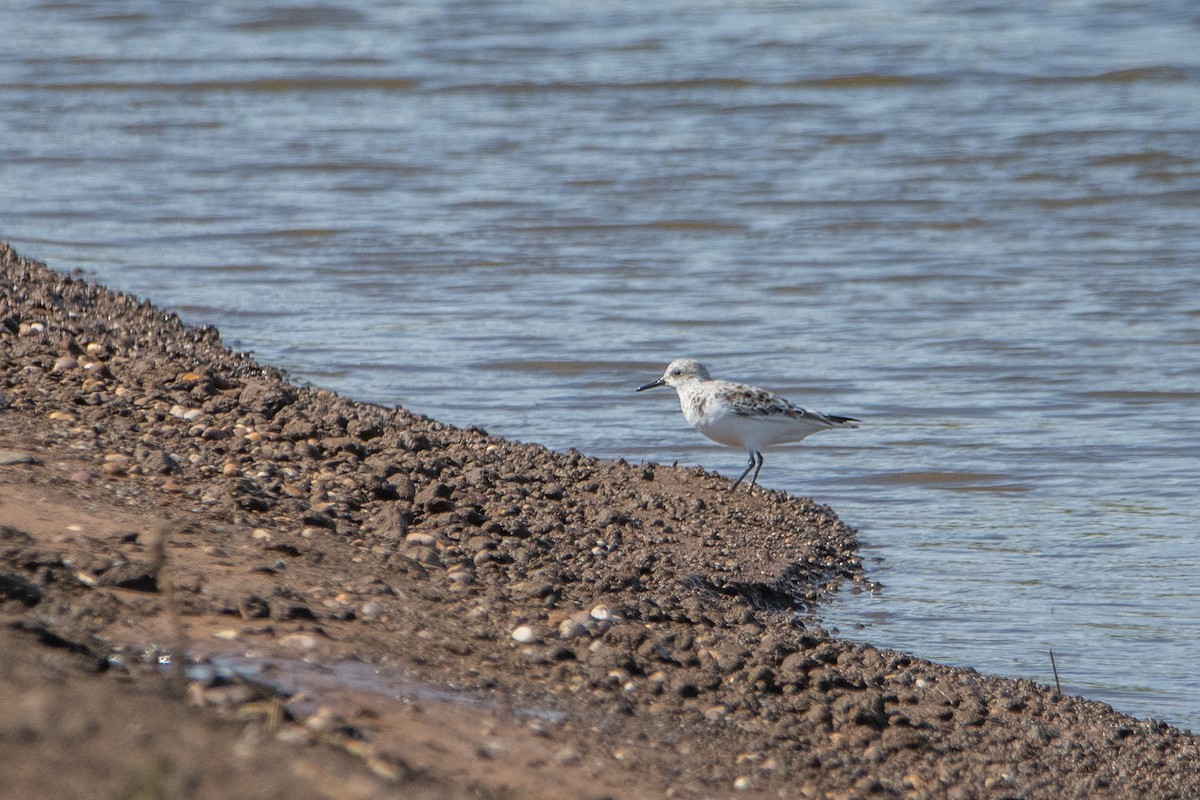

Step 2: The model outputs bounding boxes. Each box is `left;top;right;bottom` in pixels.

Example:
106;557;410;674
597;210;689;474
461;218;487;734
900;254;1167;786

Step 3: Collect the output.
3;1;1199;730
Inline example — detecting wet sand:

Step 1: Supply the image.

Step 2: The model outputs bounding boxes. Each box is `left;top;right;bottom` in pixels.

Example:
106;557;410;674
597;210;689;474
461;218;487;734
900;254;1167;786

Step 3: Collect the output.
1;242;1197;799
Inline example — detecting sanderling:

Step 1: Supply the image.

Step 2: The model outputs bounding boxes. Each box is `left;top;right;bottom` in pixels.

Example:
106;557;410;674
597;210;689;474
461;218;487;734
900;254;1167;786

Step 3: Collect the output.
637;358;858;489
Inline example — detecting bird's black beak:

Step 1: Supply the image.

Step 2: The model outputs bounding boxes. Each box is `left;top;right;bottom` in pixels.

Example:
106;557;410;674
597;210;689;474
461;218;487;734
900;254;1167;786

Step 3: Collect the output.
636;377;666;392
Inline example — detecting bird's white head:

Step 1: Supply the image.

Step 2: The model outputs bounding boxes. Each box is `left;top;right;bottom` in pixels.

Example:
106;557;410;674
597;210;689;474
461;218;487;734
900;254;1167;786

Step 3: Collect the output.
637;358;712;392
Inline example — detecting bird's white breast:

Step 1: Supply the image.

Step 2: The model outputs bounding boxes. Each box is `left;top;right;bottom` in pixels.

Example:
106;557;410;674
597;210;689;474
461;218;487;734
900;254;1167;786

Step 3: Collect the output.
677;380;826;451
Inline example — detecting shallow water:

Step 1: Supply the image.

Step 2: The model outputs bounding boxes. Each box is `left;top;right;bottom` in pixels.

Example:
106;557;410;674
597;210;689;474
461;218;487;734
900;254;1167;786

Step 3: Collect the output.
183;652;566;724
3;0;1199;730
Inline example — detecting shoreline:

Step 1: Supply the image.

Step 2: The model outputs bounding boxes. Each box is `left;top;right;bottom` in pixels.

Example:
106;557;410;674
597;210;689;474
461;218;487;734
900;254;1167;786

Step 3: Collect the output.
2;242;1197;799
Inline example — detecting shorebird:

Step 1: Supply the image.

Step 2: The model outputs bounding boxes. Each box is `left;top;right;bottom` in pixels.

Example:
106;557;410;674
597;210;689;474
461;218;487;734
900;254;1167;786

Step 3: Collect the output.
637;358;858;489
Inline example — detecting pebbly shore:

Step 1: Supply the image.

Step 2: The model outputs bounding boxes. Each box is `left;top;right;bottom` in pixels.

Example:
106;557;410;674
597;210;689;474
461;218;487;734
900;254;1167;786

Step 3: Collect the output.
1;242;1198;799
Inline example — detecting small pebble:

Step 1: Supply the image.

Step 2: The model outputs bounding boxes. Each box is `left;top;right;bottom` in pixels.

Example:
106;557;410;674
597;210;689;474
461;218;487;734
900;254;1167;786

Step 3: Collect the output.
511;625;537;644
554;746;581;766
275;727;314;746
304;707;337;732
558;619;589;639
279;633;318;650
477;739;506;759
446;568;474;585
0;450;37;466
704;705;728;722
734;776;752;791
168;404;204;421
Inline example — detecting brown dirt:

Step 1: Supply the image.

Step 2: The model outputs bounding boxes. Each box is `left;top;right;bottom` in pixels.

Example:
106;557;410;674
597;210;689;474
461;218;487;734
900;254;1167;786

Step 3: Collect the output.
1;241;1198;799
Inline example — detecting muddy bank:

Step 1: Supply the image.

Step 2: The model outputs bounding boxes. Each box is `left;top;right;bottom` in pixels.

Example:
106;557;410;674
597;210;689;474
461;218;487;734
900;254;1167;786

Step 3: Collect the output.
1;242;1198;799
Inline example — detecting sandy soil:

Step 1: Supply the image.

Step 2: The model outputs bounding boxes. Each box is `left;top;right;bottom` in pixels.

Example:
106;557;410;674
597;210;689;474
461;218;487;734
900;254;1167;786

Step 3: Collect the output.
2;242;1198;799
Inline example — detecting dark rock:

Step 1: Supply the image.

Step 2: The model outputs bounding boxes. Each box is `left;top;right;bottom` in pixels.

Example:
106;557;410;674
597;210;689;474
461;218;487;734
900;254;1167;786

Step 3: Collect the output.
397;432;431;452
238;594;271;619
272;603;318;621
367;504;410;542
0;572;43;605
302;512;337;531
416;481;455;513
0;526;35;544
238;380;297;418
140;447;181;475
348;417;385;440
0;450;38;466
324;436;367;460
386;473;416;502
98;564;158;593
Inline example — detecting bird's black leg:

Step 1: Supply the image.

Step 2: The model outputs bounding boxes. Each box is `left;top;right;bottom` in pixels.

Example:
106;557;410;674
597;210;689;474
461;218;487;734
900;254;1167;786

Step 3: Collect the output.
748;451;764;488
731;452;757;489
